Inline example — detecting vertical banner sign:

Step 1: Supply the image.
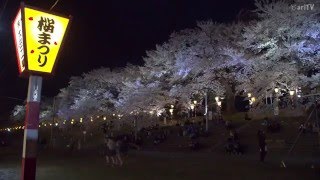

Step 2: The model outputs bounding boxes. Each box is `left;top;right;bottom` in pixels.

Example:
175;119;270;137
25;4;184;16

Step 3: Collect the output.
12;9;26;73
12;3;71;180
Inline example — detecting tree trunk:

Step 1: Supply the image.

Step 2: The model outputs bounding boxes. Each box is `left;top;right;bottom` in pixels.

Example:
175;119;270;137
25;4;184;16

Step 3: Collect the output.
225;84;237;113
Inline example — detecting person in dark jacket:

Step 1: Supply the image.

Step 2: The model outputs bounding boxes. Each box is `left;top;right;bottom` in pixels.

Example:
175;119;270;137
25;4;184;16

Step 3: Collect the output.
257;130;267;162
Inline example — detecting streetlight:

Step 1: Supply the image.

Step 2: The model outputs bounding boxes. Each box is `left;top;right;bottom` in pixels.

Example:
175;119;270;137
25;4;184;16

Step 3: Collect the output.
247;96;255;120
169;108;174;120
247;93;253;119
156;111;161;117
247;93;253;109
274;87;280;120
217;101;222;107
289;90;295;96
289;90;295;108
12;6;71;178
190;104;195;118
169;105;174;117
249;96;255;110
217;101;222;121
214;96;220;120
193;100;197;117
296;87;302;98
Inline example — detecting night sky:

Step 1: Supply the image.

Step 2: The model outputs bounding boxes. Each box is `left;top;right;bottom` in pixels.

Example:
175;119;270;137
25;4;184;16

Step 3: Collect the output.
0;0;255;118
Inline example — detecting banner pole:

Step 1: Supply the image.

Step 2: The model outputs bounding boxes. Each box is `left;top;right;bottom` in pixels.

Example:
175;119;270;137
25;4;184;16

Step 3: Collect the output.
21;75;42;180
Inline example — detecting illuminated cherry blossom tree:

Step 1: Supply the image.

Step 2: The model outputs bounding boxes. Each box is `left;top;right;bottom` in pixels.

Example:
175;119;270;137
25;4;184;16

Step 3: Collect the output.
51;0;320;125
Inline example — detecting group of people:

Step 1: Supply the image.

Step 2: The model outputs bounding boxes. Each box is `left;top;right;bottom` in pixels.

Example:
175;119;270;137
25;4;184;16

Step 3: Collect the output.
225;130;242;155
179;122;206;139
140;125;169;145
224;120;230;129
104;136;128;167
262;117;281;133
223;126;268;162
152;132;167;145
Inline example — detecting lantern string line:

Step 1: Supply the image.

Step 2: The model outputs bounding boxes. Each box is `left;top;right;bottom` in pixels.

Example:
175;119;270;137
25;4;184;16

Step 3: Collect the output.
49;0;61;11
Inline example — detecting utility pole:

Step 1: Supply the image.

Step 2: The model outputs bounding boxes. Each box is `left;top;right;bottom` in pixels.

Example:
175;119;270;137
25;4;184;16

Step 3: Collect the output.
205;91;208;132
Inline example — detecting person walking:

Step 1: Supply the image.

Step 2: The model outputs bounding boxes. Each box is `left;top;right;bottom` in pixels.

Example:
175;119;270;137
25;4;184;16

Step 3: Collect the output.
106;137;117;166
104;137;112;165
259;141;267;162
115;137;124;166
257;130;267;162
